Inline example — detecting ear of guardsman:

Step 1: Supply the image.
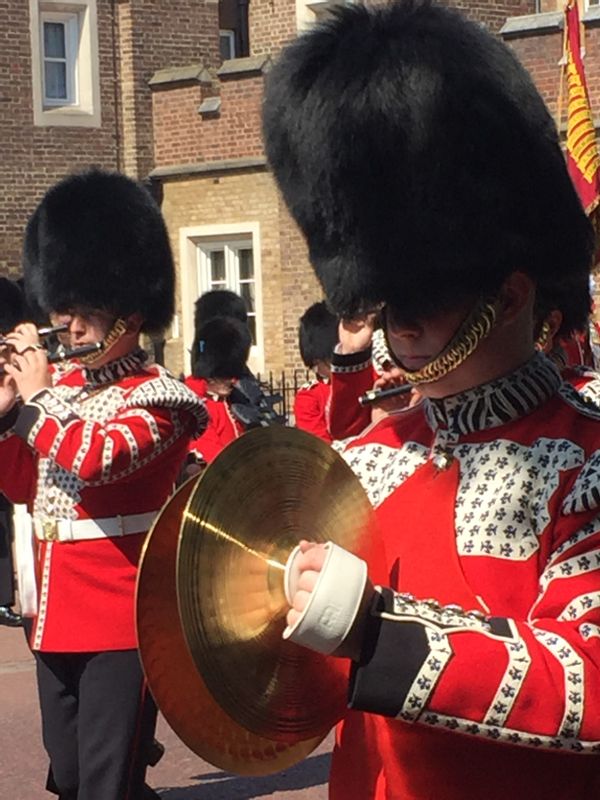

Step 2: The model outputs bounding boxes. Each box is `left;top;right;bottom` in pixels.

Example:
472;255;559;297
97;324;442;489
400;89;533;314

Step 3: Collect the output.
22;168;175;337
262;0;593;339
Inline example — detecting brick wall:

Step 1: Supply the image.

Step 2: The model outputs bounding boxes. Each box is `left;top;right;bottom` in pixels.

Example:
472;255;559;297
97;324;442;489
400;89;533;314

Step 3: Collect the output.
443;0;534;31
0;2;120;277
117;0;221;179
1;0;222;279
505;23;600;129
152;63;266;168
506;29;564;116
248;0;297;56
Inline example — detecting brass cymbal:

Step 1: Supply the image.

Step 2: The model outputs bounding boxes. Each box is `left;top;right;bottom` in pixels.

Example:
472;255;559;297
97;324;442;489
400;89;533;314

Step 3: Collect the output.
177;426;385;744
136;475;324;776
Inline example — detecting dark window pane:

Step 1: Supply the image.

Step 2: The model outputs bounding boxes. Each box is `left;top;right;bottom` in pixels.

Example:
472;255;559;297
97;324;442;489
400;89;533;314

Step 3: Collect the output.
209;250;226;282
219;32;235;61
44;22;66;58
247;315;257;345
238;249;253;280
240;281;255;312
45;61;67;99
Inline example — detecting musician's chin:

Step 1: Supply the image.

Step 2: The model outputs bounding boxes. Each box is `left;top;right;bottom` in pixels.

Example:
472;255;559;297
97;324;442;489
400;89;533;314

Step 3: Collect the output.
398;355;431;371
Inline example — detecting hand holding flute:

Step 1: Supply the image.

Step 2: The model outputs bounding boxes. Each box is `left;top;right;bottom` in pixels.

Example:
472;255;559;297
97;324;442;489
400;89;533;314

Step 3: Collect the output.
362;368;421;422
0;322;53;404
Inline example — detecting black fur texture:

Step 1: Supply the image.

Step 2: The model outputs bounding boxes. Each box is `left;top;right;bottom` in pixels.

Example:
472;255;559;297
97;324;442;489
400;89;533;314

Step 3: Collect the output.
299;301;338;366
194;290;248;327
0;278;25;334
192;316;251;379
263;0;593;334
22;169;175;333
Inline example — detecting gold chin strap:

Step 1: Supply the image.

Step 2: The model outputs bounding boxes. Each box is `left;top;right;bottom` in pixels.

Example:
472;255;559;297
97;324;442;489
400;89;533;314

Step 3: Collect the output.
395;299;499;385
534;319;552;353
78;317;128;366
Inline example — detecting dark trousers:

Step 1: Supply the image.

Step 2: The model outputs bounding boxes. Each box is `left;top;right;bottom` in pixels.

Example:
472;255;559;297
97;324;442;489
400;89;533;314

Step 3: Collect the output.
0;503;15;607
35;649;158;800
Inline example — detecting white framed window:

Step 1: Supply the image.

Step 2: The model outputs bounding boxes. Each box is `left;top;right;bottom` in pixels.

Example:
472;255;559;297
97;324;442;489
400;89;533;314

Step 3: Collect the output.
30;0;101;127
219;29;236;61
179;223;264;374
197;239;257;344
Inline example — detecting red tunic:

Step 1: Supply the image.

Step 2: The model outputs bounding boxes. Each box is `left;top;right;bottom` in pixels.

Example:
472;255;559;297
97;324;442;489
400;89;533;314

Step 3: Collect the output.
185;376;245;463
0;350;206;652
293;378;332;443
328;330;400;440
329;353;600;799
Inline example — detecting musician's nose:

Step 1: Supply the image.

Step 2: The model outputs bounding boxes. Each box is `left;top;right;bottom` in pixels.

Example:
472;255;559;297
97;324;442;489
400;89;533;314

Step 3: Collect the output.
386;318;422;339
67;315;87;337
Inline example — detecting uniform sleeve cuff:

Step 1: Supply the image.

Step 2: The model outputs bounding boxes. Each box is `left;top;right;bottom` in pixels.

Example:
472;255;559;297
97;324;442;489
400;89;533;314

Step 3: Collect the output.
348;588;430;718
14;389;77;446
331;346;373;374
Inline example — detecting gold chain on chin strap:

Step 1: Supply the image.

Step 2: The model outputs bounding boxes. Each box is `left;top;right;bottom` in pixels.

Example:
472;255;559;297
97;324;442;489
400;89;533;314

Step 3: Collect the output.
534;320;552;353
78;317;128;365
398;300;499;385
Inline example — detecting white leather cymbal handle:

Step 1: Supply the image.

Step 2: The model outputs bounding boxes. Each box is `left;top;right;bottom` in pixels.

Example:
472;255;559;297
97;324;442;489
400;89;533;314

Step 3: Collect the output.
283;541;368;655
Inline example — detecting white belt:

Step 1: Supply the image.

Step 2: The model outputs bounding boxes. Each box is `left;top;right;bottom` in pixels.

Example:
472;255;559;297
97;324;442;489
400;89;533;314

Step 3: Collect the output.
33;511;159;543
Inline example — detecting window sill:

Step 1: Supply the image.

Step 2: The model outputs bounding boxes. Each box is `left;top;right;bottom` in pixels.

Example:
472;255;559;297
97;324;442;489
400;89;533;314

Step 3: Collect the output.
34;106;101;128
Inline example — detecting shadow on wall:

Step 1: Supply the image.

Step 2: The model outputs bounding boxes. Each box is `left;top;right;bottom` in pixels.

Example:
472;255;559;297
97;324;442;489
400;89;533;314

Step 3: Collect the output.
156;751;331;798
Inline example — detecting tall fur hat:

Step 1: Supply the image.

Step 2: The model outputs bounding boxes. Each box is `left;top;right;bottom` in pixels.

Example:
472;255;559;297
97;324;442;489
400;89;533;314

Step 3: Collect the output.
192;316;251;379
22;169;175;333
299;301;338;367
0;278;26;334
194;290;248;328
263;0;593;334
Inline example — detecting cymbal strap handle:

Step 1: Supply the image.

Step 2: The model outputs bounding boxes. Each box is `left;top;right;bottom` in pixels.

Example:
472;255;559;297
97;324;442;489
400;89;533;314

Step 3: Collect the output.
283;542;367;655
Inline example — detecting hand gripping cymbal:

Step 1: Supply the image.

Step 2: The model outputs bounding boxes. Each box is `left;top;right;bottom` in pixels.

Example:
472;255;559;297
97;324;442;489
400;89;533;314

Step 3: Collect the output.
176;427;386;746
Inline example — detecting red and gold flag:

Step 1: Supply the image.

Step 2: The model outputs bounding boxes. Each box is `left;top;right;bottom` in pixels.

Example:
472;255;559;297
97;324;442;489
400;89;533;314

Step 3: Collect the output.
564;0;600;215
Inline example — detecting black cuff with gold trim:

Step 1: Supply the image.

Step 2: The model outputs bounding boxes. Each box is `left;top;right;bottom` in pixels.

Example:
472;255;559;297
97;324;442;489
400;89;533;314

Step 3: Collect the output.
348;588;430;718
331;346;373;374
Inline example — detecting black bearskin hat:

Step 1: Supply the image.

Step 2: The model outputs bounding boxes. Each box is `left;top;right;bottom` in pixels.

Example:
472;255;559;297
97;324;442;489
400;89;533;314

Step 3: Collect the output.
263;0;593;334
22;169;175;334
0;278;26;334
192;316;251;379
194;290;248;328
299;301;338;367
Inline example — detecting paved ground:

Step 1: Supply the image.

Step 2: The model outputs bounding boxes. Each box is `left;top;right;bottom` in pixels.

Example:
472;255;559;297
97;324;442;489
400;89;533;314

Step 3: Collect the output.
0;626;331;799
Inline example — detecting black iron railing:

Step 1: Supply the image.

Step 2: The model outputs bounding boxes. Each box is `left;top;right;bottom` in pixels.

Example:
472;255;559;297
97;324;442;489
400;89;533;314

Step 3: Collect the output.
256;368;312;425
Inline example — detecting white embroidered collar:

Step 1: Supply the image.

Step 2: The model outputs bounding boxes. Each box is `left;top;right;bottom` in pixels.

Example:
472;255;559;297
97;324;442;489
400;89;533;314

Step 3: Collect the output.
84;348;149;387
424;353;561;436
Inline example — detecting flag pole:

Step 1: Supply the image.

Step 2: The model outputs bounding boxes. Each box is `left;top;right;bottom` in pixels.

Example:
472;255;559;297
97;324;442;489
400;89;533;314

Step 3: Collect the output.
556;2;570;134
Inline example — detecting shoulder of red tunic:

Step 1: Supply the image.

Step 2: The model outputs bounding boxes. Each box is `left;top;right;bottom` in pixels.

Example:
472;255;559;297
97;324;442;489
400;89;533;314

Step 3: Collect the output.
297;378;330;395
121;365;208;436
184;375;208;398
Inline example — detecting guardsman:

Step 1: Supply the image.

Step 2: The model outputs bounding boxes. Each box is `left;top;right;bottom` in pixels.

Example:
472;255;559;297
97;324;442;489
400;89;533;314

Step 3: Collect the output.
264;3;600;798
294;301;338;442
0;169;206;800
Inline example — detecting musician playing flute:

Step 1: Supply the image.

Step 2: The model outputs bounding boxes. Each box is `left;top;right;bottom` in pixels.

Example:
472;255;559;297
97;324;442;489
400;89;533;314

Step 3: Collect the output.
0;169;206;800
264;2;600;798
